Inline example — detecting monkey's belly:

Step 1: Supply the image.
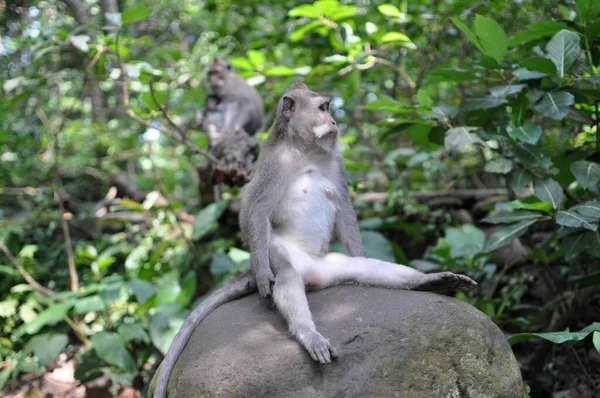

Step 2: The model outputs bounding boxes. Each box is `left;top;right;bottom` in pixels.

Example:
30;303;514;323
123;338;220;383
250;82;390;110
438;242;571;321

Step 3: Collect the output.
277;171;336;254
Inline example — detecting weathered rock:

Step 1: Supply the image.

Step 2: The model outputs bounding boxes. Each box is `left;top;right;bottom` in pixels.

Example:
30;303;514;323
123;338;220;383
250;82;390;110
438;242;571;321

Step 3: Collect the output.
151;286;523;398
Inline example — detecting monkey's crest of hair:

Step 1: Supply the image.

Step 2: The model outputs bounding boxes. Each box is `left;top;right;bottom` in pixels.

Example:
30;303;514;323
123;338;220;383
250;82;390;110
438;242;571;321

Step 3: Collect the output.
285;81;308;92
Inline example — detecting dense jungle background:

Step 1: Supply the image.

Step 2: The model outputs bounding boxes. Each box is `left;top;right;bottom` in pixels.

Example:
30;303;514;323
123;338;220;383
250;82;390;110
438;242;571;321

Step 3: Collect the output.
2;0;600;396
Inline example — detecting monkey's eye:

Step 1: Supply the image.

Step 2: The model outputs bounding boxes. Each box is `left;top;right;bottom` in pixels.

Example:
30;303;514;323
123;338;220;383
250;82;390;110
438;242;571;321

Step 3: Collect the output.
318;102;330;112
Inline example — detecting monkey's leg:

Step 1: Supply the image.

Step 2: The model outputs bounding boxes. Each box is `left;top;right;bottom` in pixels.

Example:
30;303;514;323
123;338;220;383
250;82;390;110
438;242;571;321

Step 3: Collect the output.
315;253;477;291
270;244;338;364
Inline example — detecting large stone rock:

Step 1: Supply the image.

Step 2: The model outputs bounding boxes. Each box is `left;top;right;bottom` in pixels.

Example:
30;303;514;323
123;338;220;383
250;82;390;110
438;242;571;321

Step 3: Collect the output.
152;286;523;398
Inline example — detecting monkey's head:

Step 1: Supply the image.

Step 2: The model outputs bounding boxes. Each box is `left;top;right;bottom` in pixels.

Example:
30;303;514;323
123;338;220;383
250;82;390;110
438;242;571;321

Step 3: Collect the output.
205;59;231;96
275;82;339;151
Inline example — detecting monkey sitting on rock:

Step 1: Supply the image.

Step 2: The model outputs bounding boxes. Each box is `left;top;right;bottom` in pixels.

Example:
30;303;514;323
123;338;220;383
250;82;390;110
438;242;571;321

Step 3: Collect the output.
151;82;477;398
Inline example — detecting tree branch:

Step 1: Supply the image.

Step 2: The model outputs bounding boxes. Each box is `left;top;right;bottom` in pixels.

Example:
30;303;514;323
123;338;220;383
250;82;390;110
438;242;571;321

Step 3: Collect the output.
0;241;55;297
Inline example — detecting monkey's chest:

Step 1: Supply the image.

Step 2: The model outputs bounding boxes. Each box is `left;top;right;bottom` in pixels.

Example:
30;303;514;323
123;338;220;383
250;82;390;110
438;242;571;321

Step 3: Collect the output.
277;170;337;252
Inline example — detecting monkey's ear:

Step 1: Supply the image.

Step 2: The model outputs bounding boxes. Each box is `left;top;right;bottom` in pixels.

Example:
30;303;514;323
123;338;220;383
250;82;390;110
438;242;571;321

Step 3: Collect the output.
281;96;296;118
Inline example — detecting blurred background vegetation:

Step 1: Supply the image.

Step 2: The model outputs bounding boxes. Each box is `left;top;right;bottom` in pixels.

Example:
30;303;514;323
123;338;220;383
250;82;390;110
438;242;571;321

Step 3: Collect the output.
1;0;600;396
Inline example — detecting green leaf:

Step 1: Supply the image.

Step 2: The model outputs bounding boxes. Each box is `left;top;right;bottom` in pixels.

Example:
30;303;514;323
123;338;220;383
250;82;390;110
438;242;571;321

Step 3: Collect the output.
288;4;321;18
483;219;538;252
118;323;150;343
24;333;68;366
247;50;266;69
489;85;527;98
361;231;395;262
210;253;235;275
532;92;574;120
91;331;137;375
576;0;600;20
482;211;543;224
444;127;483;153
156;271;182;306
508;169;532;193
545;30;581;78
428;68;478;82
177;271;196;307
556;210;598;231
121;6;153;24
460;97;507;112
520;57;557;75
377;4;402;18
513;68;547;81
443;224;486;259
128;278;155;304
506;125;542;145
594;331;600;353
509;21;568;47
74;295;106;314
509;199;553;213
509;322;600;345
149;305;188;355
570;202;600;219
264;66;296;76
533;178;564;209
379;32;412;43
484;157;513;174
570;160;600;189
450;17;483;53
473;14;508;62
13;301;74;339
563;231;589;261
405;125;433;147
514;142;553;169
192;200;229;240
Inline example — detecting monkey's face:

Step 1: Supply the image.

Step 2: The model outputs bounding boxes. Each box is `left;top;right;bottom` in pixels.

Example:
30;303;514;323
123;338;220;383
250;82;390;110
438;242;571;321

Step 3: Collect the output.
205;60;231;96
280;85;339;151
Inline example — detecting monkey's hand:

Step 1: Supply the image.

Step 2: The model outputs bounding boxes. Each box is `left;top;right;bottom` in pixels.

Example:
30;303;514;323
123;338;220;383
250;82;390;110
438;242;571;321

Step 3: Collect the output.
255;267;276;298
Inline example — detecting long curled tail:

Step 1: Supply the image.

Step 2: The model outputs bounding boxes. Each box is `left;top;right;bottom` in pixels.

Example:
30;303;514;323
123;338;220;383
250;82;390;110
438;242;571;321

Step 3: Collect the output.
152;272;257;398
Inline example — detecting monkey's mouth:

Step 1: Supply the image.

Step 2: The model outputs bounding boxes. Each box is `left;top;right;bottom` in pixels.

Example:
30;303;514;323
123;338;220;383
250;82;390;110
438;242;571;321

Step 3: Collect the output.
313;124;338;138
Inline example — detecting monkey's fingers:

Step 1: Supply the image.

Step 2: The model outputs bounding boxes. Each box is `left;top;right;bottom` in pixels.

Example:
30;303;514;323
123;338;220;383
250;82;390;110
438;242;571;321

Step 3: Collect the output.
414;271;477;292
305;332;336;364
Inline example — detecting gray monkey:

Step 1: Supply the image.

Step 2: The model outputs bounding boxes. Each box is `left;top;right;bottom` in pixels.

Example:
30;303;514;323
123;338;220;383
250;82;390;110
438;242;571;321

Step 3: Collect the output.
151;82;477;397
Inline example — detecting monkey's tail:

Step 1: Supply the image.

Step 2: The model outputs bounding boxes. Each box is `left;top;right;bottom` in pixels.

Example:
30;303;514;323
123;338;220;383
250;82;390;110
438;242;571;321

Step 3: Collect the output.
152;272;257;398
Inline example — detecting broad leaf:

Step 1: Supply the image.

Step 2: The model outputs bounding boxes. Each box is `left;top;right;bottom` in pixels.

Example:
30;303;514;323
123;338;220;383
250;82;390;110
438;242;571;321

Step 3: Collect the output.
514;142;553;169
74;295;106;314
506;125;542;145
482;211;543;224
13;301;74;339
509;21;568;47
484;157;513;174
489;85;527;98
520;57;557;75
361;231;396;262
509;199;552;213
575;0;600;20
532;92;574;120
149;305;188;355
483;219;538;252
545;30;581;78
380;32;411;43
570;202;600;219
156;271;182;306
450;17;483;52
508;169;532;193
533;178;564;209
193;200;229;240
91;332;137;374
509;322;600;345
24;333;68;366
378;4;402;18
444;127;483;153
119;323;150;343
473;14;507;62
556;210;598;231
121;6;153;24
513;68;547;81
68;35;90;52
460;97;507;112
128;278;155;304
563;231;589;261
570;160;600;189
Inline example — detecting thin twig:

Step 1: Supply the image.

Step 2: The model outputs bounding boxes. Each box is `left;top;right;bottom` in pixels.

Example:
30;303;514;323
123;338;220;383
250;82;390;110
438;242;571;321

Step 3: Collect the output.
37;108;79;292
0;241;55;297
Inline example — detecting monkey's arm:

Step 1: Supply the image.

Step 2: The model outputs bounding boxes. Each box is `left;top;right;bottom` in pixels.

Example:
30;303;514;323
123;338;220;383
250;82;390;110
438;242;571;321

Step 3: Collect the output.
241;149;292;297
333;156;365;257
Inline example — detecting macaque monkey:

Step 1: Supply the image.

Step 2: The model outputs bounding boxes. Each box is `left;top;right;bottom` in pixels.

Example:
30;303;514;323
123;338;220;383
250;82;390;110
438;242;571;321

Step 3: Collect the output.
204;58;264;136
151;83;477;398
196;94;226;147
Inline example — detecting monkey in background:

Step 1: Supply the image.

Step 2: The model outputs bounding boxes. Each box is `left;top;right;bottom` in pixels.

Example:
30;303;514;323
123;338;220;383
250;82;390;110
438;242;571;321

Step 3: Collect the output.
196;94;227;147
204;58;264;136
151;83;477;397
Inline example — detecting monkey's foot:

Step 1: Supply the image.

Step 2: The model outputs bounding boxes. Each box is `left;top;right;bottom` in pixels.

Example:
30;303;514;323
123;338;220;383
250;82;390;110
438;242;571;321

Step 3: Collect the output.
297;329;338;364
411;272;477;292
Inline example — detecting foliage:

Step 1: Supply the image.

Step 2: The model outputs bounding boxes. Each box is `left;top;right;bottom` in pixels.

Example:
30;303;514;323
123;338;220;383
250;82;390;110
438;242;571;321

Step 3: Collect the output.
1;0;600;396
